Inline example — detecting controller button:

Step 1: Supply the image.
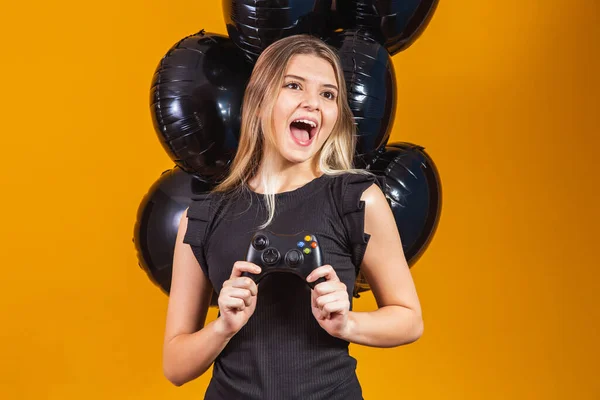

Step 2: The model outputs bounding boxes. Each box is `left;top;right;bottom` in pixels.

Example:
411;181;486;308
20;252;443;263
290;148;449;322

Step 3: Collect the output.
297;241;305;248
310;242;317;248
303;248;311;255
253;235;269;250
262;248;280;265
285;249;303;267
304;235;312;241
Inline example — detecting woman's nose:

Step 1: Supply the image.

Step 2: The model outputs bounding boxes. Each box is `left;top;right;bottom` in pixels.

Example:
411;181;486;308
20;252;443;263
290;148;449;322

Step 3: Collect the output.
300;90;320;111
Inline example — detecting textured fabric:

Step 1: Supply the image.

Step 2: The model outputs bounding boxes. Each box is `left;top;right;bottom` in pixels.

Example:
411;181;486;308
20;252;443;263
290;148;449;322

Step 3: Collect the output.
182;172;385;400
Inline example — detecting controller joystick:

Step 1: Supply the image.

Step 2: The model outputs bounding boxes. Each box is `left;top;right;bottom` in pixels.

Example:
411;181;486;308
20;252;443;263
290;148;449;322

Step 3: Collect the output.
252;234;268;251
243;230;326;289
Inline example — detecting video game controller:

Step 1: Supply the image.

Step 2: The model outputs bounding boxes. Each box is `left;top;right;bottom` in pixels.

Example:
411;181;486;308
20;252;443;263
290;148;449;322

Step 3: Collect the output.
243;230;326;289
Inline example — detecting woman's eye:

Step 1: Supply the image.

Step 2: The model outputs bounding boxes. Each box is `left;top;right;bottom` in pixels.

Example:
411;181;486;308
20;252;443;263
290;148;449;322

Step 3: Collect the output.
322;91;336;100
285;82;300;90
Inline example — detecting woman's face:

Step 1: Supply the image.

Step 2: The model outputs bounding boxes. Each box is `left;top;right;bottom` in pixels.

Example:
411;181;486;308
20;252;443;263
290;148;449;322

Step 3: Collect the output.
265;54;339;168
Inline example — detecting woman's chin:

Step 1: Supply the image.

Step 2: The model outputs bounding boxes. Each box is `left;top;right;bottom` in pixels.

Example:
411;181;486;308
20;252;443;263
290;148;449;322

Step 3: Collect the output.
280;149;314;165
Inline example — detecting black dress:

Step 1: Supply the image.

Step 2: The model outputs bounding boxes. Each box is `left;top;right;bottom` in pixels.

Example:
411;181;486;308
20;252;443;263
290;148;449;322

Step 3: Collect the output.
183;172;385;400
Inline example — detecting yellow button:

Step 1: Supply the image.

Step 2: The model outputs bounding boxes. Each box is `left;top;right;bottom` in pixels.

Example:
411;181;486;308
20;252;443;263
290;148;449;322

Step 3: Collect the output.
304;235;311;241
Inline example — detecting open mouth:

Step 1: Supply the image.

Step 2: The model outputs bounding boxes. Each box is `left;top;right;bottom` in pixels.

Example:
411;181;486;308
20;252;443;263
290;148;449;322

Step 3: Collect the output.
290;119;318;144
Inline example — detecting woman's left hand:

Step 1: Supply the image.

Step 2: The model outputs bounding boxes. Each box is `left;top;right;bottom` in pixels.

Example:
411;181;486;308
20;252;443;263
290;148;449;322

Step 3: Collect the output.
307;265;351;339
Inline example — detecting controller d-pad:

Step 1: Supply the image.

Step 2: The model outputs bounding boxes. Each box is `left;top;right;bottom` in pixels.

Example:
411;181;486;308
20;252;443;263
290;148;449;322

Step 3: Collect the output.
253;234;269;250
285;249;303;267
262;248;280;265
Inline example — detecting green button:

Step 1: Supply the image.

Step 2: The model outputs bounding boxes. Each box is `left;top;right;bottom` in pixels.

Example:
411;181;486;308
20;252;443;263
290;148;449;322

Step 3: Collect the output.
303;248;311;255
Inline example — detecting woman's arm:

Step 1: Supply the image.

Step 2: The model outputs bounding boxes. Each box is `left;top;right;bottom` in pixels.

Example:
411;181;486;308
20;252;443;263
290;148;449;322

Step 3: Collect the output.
342;183;424;347
162;209;233;386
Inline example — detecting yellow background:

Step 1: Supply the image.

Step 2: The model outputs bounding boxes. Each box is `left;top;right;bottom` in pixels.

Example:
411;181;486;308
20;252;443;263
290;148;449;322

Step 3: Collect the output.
1;0;598;399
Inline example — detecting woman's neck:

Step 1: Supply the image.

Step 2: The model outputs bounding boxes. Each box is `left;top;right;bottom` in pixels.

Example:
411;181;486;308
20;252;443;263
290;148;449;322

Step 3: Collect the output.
248;163;322;194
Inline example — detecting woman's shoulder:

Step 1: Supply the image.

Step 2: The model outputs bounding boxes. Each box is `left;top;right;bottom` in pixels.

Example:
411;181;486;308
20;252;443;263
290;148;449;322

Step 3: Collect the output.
326;171;386;207
185;189;230;229
323;171;388;267
187;190;216;213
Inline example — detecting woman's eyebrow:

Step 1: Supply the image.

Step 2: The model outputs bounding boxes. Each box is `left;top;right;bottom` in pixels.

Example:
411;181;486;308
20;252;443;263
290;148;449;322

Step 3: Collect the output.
284;74;338;91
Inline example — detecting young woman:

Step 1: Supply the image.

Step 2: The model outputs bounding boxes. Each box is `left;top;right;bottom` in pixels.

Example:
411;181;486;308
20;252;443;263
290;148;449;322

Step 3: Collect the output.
162;34;423;399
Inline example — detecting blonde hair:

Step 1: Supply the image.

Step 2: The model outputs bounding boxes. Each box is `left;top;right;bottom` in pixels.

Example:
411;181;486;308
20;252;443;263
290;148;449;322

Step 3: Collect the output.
213;34;371;228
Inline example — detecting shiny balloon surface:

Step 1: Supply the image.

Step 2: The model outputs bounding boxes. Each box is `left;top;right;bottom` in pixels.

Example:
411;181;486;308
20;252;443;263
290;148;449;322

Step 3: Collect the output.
223;0;334;63
327;29;396;165
355;142;441;294
150;30;252;182
133;167;218;306
371;142;441;264
335;0;439;54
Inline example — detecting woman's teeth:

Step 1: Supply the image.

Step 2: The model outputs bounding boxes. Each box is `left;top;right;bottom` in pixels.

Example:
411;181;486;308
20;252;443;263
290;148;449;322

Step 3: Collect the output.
292;119;317;128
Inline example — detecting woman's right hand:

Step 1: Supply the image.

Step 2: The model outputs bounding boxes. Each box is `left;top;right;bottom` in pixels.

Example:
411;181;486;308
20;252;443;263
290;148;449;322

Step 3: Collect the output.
216;261;261;338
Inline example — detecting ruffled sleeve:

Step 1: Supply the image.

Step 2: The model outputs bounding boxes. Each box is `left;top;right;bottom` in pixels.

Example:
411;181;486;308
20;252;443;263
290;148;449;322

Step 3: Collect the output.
182;192;214;278
334;173;387;270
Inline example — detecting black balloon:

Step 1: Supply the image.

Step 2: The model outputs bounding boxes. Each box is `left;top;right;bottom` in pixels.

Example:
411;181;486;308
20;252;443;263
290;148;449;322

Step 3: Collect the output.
327;30;396;166
373;142;441;264
354;142;441;294
335;0;439;55
223;0;334;63
133;167;218;306
149;30;252;182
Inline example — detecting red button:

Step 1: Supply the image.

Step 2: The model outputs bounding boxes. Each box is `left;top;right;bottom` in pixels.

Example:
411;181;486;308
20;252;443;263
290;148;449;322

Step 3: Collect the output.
311;242;317;248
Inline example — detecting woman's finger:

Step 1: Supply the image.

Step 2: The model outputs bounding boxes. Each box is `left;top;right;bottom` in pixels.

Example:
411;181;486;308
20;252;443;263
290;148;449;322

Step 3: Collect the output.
313;281;347;297
315;291;345;309
223;287;254;307
221;296;246;311
321;301;348;319
225;277;258;295
230;261;261;279
307;265;340;284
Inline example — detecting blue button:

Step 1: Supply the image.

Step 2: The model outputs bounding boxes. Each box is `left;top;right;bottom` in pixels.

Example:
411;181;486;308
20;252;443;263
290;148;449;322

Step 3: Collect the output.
297;241;305;248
